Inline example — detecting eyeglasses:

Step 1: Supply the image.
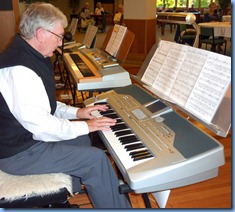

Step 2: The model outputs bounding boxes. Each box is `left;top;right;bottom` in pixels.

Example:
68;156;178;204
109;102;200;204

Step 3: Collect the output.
46;29;64;41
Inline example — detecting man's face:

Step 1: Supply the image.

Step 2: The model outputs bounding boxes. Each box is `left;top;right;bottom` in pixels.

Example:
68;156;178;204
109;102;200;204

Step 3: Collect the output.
42;22;64;57
118;6;123;13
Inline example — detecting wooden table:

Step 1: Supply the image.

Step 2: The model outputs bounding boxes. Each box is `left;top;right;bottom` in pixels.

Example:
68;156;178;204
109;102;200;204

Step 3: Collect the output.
91;13;114;26
156;12;201;36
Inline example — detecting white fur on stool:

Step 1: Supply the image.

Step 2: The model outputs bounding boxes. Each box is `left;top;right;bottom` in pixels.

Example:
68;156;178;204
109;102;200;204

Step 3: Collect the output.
0;170;73;201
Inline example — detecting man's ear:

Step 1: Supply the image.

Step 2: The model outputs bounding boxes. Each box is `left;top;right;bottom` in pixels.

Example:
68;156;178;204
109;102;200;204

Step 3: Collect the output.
35;28;45;43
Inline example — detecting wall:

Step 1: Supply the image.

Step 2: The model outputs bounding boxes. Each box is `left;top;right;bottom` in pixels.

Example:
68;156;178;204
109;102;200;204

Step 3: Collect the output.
0;0;20;52
124;0;157;63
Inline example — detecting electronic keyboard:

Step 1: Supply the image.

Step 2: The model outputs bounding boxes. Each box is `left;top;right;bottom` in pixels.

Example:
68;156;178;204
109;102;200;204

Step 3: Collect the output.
84;84;225;193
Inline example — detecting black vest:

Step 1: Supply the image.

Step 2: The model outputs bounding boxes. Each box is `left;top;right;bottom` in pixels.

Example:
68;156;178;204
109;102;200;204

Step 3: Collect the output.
0;34;56;159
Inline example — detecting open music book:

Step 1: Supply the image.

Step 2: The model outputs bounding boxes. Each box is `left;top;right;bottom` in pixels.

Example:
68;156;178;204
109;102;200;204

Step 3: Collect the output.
141;40;231;125
105;24;127;57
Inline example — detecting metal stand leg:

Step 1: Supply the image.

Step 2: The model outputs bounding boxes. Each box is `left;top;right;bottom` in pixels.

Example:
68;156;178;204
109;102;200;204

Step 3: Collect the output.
142;193;152;208
64;67;77;106
118;183;152;208
53;52;64;83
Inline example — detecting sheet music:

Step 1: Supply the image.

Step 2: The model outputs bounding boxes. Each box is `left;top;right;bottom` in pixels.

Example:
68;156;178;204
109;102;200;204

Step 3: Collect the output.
105;25;127;56
169;47;209;106
83;25;98;48
152;42;188;96
141;41;172;86
141;40;231;124
185;53;231;123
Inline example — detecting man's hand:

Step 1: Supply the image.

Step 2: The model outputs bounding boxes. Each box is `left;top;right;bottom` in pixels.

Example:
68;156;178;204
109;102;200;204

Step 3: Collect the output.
76;104;109;120
86;116;116;132
76;104;116;132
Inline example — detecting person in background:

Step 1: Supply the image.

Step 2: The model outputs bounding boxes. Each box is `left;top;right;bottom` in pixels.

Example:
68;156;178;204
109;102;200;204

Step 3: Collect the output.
95;2;104;15
79;2;95;28
94;2;105;26
113;4;124;25
187;4;198;12
0;2;131;209
203;2;222;22
203;2;223;53
160;3;166;12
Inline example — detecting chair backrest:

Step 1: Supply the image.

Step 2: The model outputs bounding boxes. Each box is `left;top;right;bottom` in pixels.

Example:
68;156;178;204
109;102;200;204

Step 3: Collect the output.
119;13;124;25
165;9;174;12
98;12;107;32
175;9;184;12
179;24;187;32
102;12;107;25
200;27;214;37
179;24;196;35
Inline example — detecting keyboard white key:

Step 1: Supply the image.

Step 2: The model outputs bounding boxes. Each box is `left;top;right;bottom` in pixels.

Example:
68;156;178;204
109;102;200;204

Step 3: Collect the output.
94;108;154;170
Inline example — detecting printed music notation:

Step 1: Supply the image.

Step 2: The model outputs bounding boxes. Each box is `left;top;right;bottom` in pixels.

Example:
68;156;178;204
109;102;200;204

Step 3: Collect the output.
105;24;127;56
141;40;231;123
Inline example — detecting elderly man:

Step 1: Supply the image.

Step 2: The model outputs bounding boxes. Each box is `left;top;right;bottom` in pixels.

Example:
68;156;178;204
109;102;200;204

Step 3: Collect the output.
0;2;131;208
79;2;96;28
113;4;124;25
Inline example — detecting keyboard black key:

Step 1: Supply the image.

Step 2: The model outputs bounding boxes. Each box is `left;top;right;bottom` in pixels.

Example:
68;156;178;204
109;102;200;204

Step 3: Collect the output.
125;143;145;151
131;150;150;158
129;149;150;156
111;123;128;131
100;110;115;115
119;135;138;141
133;154;153;161
104;114;119;119
115;118;123;123
94;102;108;106
115;130;132;136
121;139;140;145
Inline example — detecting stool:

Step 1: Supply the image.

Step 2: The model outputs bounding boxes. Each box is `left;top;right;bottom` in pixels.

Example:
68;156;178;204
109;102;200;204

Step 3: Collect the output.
0;170;76;208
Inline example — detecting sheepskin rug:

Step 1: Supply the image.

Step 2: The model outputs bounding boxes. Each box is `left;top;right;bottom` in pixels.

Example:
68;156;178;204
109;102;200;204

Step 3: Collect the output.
0;171;72;201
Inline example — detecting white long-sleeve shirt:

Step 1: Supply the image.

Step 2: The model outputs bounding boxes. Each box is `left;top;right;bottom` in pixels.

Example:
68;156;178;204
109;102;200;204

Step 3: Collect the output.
0;65;89;142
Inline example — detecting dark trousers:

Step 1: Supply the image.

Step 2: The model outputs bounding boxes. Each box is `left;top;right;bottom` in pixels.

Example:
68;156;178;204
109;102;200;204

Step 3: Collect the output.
0;135;131;208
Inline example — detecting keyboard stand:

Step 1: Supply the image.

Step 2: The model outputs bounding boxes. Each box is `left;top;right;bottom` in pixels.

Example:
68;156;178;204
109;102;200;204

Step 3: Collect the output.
119;180;152;208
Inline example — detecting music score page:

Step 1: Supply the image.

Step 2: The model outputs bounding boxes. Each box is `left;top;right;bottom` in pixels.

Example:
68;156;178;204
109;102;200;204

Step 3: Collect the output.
105;25;127;56
141;40;231;123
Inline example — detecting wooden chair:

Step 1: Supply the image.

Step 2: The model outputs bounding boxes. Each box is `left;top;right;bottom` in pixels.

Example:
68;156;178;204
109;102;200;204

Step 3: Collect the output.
77;18;87;32
199;27;227;54
178;24;196;46
159;10;174;35
97;12;107;33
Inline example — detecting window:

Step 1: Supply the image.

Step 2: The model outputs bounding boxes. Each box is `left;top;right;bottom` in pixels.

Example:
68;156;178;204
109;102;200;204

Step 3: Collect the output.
156;0;213;9
156;0;175;9
200;0;212;7
177;0;187;7
188;0;199;8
